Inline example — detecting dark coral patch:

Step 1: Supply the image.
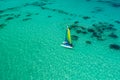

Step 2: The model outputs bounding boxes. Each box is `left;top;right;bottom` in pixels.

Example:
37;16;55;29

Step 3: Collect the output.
91;32;99;38
69;24;79;30
105;26;116;31
87;28;95;33
81;31;87;34
76;30;82;34
31;1;47;7
74;21;79;24
109;44;120;50
6;7;19;11
69;21;118;45
0;23;6;29
96;0;120;8
108;33;118;39
48;15;52;18
22;18;32;21
57;10;69;15
52;9;57;11
35;13;39;15
0;10;4;14
108;24;114;27
85;41;92;44
40;6;46;10
71;35;78;40
86;0;91;2
92;23;97;27
92;7;103;13
111;3;120;8
14;14;21;18
83;16;90;20
97;37;105;41
95;8;103;12
92;22;116;31
115;20;120;24
5;17;14;21
26;13;32;17
0;14;13;18
80;26;86;30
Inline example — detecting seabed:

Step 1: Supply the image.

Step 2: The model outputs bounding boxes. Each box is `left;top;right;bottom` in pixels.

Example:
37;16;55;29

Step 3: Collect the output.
0;0;120;80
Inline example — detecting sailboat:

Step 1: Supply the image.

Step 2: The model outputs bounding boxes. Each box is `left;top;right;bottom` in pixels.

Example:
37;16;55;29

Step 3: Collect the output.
61;26;73;48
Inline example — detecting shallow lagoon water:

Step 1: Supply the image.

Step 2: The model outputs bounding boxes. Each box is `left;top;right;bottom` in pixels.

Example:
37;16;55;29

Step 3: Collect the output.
0;0;120;80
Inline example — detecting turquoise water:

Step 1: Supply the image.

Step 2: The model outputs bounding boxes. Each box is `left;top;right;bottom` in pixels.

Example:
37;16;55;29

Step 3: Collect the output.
0;0;120;80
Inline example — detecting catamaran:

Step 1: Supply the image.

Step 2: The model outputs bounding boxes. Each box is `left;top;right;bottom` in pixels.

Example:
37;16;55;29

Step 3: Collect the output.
61;26;73;48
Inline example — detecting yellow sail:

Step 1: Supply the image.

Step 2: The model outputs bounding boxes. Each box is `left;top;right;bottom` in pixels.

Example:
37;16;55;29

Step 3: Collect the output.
67;27;72;44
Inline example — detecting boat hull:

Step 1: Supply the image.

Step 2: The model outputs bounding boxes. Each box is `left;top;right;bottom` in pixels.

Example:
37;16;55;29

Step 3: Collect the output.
61;44;73;48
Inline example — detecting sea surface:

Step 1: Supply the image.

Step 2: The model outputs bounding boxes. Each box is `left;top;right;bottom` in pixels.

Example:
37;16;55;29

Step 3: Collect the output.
0;0;120;80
